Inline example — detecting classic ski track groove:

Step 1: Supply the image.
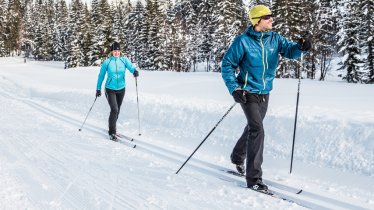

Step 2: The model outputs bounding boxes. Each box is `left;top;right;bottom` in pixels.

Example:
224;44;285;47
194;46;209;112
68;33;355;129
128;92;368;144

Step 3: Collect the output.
1;90;370;210
0;92;141;209
5;131;83;209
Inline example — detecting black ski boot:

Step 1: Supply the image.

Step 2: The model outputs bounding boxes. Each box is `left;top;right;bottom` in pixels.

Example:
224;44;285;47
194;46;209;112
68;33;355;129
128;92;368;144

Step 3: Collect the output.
230;153;245;175
109;134;119;142
247;179;268;192
235;164;245;175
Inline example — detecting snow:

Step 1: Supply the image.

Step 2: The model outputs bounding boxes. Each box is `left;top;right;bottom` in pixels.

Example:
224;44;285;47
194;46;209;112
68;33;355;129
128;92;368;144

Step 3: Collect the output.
0;56;373;210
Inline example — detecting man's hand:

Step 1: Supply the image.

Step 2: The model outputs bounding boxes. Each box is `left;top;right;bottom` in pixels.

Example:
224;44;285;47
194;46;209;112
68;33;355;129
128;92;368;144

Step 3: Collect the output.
298;37;312;51
232;89;246;104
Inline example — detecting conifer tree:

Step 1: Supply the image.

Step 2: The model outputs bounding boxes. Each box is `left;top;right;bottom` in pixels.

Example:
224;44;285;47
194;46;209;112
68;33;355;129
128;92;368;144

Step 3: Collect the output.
54;0;69;61
33;0;49;60
213;0;246;72
44;0;55;60
316;0;338;81
98;0;113;59
337;0;362;83
163;0;175;70
5;0;22;55
120;0;133;58
360;0;374;83
81;3;92;66
143;0;165;70
22;1;35;58
168;0;188;72
90;0;112;65
184;0;199;71
66;0;84;68
127;0;145;65
0;0;7;56
198;0;215;72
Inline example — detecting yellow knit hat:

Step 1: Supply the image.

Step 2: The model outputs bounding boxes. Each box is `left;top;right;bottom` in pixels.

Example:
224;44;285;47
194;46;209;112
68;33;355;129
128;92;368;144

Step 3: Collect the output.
249;5;272;25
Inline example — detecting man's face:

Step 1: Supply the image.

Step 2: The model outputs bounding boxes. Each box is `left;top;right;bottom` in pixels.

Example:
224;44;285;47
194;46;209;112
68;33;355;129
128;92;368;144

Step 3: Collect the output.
257;14;273;31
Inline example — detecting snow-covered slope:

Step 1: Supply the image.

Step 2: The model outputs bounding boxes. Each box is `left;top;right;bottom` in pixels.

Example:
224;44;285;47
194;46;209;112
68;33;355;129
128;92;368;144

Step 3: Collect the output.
0;57;373;209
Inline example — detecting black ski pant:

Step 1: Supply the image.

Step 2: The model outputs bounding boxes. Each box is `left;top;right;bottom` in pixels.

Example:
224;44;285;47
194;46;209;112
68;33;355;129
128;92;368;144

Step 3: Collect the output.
231;93;269;186
105;88;125;135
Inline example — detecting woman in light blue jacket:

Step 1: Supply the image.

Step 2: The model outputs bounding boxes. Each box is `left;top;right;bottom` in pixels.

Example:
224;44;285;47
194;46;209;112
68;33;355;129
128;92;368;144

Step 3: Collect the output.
96;42;139;141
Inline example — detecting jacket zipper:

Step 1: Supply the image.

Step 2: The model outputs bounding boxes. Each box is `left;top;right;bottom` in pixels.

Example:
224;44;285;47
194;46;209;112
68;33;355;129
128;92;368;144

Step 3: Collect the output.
243;72;248;89
116;60;118;89
260;32;266;93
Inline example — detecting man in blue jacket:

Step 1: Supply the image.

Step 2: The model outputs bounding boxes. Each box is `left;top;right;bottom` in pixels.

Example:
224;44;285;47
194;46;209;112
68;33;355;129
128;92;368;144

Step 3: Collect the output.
221;5;311;191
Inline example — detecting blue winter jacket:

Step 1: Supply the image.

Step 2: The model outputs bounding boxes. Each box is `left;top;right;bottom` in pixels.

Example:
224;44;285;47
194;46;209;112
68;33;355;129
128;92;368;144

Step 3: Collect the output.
96;56;137;91
222;26;305;95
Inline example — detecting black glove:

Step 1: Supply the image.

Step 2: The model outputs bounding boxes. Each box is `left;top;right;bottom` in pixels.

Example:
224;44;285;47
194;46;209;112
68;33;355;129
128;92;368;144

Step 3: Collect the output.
298;37;312;51
133;70;139;77
96;90;101;97
232;89;246;104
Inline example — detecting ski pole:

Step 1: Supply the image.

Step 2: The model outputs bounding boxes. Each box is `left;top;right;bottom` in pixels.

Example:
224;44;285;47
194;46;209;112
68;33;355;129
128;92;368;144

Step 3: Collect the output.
290;52;303;174
176;103;237;174
135;77;141;136
79;96;98;131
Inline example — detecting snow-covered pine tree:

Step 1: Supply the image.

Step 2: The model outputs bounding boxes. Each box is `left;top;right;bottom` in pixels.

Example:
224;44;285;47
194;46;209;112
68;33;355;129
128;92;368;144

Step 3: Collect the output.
5;0;22;55
89;0;112;65
22;0;35;58
316;0;339;81
273;0;311;78
359;0;374;83
65;0;84;68
283;0;308;79
54;0;69;61
167;0;188;72
119;0;133;59
89;0;100;65
197;0;215;72
98;0;113;59
213;0;246;72
337;0;362;83
273;0;292;78
81;2;92;66
138;0;151;69
111;0;122;43
127;0;145;65
145;0;165;70
301;0;319;79
32;0;48;60
44;0;55;60
184;0;200;72
162;0;174;70
0;0;7;56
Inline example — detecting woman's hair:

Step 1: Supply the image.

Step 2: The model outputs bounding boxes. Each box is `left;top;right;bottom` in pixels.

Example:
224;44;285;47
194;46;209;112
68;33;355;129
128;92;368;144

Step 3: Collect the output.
109;51;123;56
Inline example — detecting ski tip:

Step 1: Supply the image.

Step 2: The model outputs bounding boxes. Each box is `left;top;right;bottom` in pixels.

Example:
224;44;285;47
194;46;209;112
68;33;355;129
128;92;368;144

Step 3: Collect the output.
296;189;303;194
78;129;82;131
133;145;137;148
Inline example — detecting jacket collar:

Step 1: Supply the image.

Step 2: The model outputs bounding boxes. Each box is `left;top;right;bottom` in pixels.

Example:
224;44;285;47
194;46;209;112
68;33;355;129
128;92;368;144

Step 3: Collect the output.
246;25;272;40
110;56;120;60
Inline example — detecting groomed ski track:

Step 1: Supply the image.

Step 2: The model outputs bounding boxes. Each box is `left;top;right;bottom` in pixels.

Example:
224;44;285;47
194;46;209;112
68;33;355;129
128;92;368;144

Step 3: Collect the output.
0;81;369;210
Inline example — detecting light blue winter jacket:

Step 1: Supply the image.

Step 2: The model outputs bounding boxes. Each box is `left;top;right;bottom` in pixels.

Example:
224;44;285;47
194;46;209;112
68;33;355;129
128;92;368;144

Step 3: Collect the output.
222;26;305;95
96;56;137;91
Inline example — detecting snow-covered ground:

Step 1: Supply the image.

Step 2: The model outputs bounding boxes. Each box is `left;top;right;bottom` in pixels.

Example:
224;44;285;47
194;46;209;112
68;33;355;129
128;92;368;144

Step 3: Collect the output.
0;57;373;209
